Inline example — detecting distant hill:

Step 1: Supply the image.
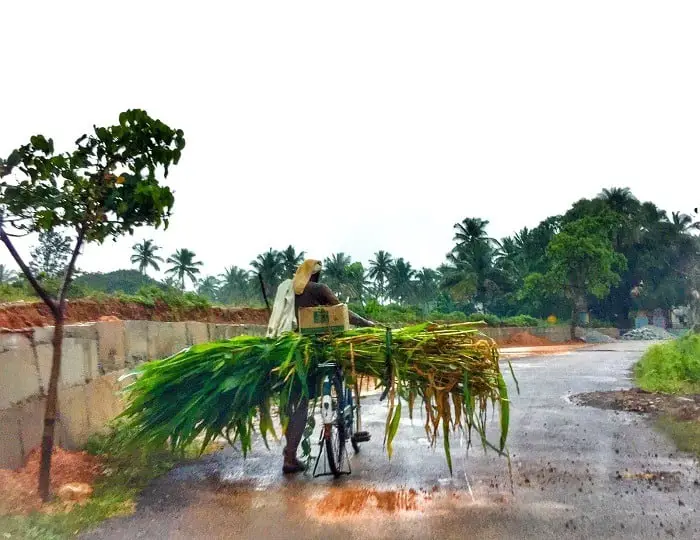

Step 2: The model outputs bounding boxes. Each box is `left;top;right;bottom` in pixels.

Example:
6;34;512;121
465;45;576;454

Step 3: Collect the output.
74;269;164;295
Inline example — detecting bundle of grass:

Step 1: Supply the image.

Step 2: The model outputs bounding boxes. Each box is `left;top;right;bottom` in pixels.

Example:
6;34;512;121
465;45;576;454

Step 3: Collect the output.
117;323;517;473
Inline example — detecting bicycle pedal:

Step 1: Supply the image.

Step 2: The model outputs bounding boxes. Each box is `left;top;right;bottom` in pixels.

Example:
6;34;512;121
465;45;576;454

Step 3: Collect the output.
352;431;371;443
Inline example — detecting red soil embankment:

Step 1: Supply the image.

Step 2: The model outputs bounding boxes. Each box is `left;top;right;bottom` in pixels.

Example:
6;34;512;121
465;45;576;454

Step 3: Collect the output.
0;447;103;514
0;299;269;330
499;331;555;347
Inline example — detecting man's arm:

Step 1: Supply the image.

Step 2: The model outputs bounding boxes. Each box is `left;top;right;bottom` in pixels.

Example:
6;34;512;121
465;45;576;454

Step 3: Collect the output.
316;284;376;328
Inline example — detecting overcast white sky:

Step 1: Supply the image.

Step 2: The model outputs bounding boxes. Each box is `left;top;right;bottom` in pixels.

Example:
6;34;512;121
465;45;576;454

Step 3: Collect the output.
1;1;698;282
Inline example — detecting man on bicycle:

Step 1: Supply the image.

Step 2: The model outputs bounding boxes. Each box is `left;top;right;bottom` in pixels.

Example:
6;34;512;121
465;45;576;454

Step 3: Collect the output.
267;259;375;474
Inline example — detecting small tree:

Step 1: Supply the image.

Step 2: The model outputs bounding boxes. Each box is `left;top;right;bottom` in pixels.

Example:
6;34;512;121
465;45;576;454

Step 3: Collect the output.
29;230;72;277
0;109;185;500
544;217;627;339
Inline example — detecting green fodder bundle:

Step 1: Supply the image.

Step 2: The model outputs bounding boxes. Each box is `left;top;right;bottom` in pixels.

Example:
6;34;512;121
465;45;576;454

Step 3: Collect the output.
117;323;518;473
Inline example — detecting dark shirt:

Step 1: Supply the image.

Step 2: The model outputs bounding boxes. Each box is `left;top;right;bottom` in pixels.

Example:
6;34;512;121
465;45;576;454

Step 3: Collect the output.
295;282;373;327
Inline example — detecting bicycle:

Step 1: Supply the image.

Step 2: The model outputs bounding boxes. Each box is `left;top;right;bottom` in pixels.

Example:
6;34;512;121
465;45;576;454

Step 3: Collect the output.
312;326;392;478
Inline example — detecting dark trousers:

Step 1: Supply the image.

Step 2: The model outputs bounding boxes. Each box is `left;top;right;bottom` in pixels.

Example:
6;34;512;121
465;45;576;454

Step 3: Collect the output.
283;396;309;459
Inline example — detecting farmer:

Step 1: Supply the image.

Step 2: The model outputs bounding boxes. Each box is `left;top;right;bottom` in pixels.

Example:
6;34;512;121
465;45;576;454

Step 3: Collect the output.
266;259;375;473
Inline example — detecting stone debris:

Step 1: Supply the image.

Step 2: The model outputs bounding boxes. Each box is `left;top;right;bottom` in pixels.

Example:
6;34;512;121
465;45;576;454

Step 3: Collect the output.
577;329;616;343
621;326;674;341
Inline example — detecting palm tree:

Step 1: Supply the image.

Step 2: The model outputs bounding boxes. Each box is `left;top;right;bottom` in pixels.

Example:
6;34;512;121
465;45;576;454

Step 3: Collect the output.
323;253;352;295
344;262;369;303
387;258;416;304
197;275;220;300
453;217;493;247
671;211;694;233
0;263;17;284
219;266;252;305
251;249;283;299
368;250;393;302
598;187;639;215
280;245;305;279
166;248;203;289
414;268;439;306
131;239;164;275
494;236;523;285
443;239;499;310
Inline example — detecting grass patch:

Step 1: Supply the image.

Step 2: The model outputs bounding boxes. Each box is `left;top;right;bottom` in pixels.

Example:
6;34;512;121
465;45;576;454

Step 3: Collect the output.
655;416;700;459
634;332;700;394
0;424;219;539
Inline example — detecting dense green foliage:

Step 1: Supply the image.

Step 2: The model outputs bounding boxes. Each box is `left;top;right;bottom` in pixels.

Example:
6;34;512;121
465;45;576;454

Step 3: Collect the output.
634;332;700;393
3;187;696;329
74;269;162;295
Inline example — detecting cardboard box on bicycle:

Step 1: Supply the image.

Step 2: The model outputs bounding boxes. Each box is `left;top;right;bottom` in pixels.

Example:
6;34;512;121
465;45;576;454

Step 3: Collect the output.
298;304;350;335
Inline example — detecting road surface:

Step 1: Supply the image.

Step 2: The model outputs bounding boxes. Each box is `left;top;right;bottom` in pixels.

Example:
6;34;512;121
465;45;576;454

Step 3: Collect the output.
83;342;699;540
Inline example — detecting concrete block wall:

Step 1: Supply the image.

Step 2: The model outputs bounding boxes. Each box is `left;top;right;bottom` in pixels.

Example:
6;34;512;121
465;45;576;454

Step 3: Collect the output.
0;321;266;469
480;325;619;343
2;320;617;468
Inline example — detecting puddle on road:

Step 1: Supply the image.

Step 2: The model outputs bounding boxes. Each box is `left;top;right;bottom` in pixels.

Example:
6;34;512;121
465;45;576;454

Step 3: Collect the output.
313;488;419;516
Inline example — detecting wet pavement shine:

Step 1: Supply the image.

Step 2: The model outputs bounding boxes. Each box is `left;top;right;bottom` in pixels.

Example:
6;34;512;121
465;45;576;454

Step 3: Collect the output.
83;342;700;540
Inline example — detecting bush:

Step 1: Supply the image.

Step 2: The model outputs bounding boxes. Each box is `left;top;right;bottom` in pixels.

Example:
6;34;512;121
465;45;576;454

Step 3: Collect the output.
465;313;501;326
354;300;423;325
74;269;163;295
428;311;467;323
114;286;212;310
0;282;33;303
634;332;700;394
501;315;542;327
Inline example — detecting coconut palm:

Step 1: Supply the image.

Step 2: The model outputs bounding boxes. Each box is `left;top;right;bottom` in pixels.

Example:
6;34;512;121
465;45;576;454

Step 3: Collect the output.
494;236;523;284
344;262;369;303
131;239;164;275
197;275;220;300
219;266;252;305
251;249;283;299
598;187;639;215
452;217;493;247
166;248;203;289
368;250;393;302
414;268;439;306
443;238;499;310
387;257;416;304
671;211;694;233
323;253;352;295
280;245;305;279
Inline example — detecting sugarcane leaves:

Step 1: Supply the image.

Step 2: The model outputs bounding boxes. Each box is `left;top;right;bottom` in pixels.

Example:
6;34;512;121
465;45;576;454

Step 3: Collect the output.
497;372;510;452
443;414;453;475
118;323;516;474
505;356;520;394
386;399;402;459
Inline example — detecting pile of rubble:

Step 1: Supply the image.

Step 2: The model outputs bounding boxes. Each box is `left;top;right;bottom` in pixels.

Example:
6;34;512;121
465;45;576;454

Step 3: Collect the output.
621;326;674;341
576;328;616;343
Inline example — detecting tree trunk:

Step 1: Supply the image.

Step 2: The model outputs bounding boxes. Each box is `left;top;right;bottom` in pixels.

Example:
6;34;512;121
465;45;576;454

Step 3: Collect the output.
570;308;576;341
38;315;64;501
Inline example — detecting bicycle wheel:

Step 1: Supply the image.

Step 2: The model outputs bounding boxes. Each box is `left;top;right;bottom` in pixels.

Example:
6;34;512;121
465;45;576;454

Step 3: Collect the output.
346;387;361;453
324;374;347;477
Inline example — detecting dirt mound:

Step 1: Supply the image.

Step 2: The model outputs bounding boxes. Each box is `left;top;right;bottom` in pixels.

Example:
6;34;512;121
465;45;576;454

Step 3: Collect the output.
0;447;103;515
574;388;700;421
0;299;268;330
500;331;554;347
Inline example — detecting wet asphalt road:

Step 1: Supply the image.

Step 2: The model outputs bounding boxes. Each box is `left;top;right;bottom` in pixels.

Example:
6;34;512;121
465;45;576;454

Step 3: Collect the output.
83;342;700;540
